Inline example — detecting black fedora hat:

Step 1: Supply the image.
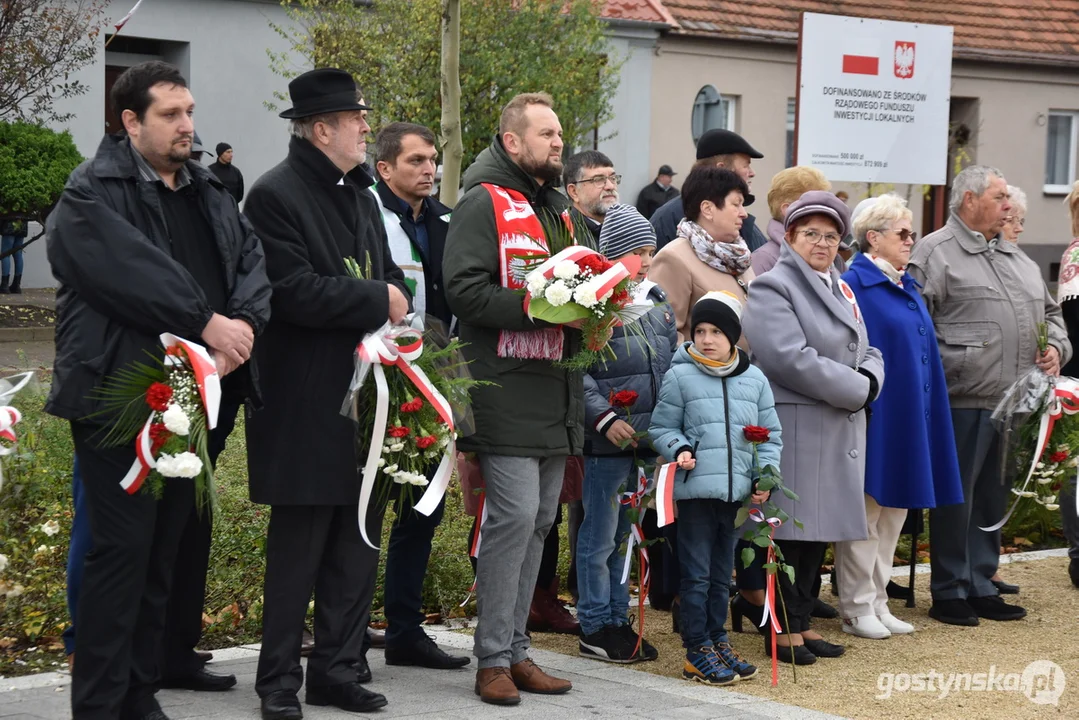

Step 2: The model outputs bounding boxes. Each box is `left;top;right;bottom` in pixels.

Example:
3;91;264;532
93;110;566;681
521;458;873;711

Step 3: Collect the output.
279;68;371;119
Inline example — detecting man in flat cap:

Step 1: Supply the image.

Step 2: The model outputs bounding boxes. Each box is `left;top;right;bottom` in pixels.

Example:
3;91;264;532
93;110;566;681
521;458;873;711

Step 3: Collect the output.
652;129;767;252
244;67;411;719
635;163;678;220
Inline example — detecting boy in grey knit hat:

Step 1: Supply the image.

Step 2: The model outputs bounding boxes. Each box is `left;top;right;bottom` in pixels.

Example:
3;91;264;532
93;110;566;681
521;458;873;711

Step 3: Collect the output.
578;203;676;665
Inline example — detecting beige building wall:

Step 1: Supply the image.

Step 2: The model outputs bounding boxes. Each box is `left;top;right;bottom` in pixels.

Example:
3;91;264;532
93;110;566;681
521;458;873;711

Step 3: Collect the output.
651;35;1079;276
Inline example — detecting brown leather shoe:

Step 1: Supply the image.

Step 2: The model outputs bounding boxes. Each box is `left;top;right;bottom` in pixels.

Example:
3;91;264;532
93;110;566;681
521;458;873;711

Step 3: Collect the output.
510;658;572;695
301;628;315;658
367;627;386;649
474;667;521;705
526;577;580;635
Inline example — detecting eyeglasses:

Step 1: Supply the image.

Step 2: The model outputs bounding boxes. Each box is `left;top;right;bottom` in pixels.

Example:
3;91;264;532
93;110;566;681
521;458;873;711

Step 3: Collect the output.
798;229;842;247
1003;216;1026;227
571;173;622;187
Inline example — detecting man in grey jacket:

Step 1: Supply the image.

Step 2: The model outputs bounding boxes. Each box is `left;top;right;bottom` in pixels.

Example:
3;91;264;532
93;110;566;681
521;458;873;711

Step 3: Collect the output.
909;165;1072;627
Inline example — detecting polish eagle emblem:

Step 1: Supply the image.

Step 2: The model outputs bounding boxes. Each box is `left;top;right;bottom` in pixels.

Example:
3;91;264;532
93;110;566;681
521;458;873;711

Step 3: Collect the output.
894;41;915;79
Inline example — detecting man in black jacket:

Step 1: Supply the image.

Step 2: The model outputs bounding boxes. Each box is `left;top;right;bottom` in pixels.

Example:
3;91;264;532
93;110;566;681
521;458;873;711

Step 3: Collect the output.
634;164;678;220
367;121;468;670
651;129;767;252
562;150;618;250
45;61;272;720
243;68;410;720
209;143;244;203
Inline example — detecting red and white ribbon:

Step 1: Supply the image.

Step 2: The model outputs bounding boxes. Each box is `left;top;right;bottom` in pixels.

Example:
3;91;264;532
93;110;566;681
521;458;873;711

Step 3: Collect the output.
619;467;651;586
119;335;220;494
459;492;489;607
523;246;641;316
354;324;456;549
0;371;33;491
748;507;784;687
654;462;677;527
982;377;1079;532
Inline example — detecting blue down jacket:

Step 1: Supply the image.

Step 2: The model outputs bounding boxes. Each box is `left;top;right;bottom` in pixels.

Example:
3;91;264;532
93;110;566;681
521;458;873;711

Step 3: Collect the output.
584;282;678;456
649;344;783;502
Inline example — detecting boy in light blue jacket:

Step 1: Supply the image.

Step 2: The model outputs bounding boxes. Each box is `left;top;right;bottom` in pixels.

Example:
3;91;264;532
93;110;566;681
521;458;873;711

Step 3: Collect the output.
649;291;782;686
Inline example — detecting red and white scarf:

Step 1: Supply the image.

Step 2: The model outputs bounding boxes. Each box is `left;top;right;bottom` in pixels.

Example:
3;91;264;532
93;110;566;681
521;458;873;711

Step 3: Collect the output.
482;183;565;361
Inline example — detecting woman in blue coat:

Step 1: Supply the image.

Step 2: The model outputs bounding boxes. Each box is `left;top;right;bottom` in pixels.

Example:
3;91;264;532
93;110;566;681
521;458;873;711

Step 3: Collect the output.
835;194;963;640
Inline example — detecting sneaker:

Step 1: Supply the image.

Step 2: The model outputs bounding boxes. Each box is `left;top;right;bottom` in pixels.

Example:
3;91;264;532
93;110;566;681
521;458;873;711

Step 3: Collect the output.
579;626;637;664
841;615;891;639
615;623;658;661
878;613;914;635
714;642;757;680
683;645;738;686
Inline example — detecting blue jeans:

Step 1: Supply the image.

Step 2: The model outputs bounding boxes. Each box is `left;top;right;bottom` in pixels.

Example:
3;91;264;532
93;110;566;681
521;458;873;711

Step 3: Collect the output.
63;456;90;656
1;235;24;276
575;456;632;636
676;498;739;649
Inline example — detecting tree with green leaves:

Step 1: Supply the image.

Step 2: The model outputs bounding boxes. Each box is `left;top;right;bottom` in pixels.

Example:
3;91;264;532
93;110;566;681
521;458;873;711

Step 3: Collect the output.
0;0;110;124
268;0;621;206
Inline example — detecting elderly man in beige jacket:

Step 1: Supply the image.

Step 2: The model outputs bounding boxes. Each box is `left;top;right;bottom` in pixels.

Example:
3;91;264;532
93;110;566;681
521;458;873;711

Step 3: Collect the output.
908;165;1071;627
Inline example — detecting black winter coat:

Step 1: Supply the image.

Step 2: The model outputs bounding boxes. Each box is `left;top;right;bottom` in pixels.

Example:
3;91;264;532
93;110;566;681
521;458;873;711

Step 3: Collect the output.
45;133;271;421
635;181;678;220
243;137;409;506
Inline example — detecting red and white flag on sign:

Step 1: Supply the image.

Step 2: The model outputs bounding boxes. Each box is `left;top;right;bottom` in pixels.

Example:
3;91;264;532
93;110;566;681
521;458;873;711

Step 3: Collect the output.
841;38;881;76
114;0;145;32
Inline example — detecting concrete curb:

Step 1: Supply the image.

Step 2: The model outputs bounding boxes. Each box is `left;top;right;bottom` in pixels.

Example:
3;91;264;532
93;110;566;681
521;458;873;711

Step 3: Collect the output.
0;326;53;343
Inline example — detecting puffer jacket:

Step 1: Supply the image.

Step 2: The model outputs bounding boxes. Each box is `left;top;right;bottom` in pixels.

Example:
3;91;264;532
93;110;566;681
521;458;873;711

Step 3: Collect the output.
584;282;678;456
649;344;782;503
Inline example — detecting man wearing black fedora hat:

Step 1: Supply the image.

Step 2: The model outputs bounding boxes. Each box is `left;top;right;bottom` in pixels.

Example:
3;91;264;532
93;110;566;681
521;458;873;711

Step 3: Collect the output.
652;129;768;253
243;67;411;719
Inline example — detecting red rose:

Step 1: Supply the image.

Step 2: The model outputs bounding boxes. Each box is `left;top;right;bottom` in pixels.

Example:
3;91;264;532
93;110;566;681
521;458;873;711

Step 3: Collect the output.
1051;450;1070;464
611;390;638;408
744;426;770;444
148;423;171;454
388;426;411;438
400;398;424;413
416;435;438;449
145;382;173;412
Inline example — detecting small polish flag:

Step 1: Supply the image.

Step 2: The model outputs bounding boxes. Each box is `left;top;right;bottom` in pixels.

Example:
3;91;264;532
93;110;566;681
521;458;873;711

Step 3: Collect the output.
114;0;145;32
842;54;879;75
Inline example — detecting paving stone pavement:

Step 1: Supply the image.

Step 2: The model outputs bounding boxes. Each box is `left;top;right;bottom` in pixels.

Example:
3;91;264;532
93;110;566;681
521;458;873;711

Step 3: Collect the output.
1;630;846;720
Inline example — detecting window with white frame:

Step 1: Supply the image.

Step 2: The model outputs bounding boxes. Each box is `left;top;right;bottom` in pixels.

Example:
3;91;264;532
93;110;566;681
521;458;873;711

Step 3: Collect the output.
785;98;796;168
1045;110;1078;194
691;86;736;144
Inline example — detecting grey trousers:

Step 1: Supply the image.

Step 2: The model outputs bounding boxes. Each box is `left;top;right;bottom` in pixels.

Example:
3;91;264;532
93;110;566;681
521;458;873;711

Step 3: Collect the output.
474;454;567;668
1061;476;1079;560
929;408;1008;601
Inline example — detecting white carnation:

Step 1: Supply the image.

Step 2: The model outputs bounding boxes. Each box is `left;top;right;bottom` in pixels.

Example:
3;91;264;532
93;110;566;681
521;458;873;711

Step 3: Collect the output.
526;271;548;297
1037;476;1054;485
389;442;405;452
383;464;399;475
392;473;409;485
1036;462;1045;469
1046;494;1058;504
0;553;7;573
1046;504;1061;511
573;280;599;309
156;451;203;478
162;404;191;436
544;280;573;307
41;520;60;537
553;260;579;280
377;458;386;467
410;473;430;487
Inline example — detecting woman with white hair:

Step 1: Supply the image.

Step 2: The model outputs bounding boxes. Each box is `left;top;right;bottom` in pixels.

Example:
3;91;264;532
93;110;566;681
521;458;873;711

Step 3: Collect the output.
1002;185;1027;243
833;194;964;639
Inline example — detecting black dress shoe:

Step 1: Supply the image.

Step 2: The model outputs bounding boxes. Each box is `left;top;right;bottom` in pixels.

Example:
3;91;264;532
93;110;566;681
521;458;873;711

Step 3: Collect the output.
121;695;170;720
261;690;303;720
385;634;471;669
1070;558;1079;588
803;638;845;658
928;598;979;626
968;594;1027;621
811;597;838;619
306;681;388;712
991;578;1020;595
355;656;372;684
764;638;817;665
161;667;237;692
886;580;912;600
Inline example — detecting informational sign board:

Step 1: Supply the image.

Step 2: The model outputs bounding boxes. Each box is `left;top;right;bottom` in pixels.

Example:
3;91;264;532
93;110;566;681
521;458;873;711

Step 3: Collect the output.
796;12;954;185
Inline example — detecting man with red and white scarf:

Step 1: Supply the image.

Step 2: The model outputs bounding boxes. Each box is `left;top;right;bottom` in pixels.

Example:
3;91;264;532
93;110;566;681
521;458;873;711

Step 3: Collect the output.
444;92;582;706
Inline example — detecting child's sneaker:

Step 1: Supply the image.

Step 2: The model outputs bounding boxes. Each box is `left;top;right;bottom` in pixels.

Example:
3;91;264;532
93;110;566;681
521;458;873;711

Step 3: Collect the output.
579;626;638;663
715;642;757;680
615;623;658;661
683;645;738;685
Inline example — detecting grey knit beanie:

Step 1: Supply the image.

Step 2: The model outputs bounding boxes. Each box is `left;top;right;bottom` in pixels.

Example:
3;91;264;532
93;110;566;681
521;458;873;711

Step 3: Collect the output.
598;204;657;259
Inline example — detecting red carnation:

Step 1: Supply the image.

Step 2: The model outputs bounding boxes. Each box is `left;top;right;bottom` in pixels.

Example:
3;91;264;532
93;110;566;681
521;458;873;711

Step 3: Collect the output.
400;398;424;413
388;425;411;438
416;435;438;449
610;289;630;307
1051;450;1070;464
149;423;172;454
576;255;611;277
611;390;638;408
145;382;173;412
744;426;771;444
